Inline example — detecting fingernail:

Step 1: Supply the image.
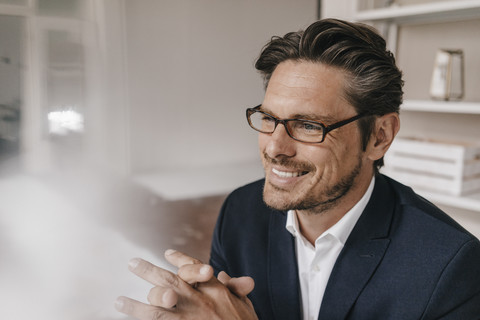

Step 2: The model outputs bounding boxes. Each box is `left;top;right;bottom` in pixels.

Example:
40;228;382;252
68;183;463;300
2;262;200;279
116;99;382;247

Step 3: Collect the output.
200;265;211;275
114;298;124;311
165;249;176;256
163;288;174;305
128;258;140;270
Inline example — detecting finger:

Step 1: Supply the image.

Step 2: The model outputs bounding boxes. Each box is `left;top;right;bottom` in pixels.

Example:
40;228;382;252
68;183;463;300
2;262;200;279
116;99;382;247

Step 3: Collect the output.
147;287;178;308
217;271;231;285
128;258;181;289
164;249;203;268
226;276;255;298
217;271;254;297
115;296;175;320
177;264;213;285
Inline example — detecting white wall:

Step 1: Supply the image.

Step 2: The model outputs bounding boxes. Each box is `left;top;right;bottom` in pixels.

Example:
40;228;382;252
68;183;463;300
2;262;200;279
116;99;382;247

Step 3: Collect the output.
124;0;317;173
322;0;359;20
85;0;131;175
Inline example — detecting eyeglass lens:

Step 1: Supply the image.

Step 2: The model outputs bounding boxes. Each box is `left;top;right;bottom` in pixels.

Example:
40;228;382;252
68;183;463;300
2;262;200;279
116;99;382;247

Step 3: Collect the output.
248;110;325;143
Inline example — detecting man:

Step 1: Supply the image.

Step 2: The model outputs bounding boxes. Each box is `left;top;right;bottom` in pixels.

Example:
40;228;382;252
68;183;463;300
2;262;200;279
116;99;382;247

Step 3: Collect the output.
116;19;480;319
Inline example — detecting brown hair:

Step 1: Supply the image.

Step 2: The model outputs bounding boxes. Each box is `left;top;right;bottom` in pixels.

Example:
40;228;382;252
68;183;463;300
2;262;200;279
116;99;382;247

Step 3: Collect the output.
255;18;403;171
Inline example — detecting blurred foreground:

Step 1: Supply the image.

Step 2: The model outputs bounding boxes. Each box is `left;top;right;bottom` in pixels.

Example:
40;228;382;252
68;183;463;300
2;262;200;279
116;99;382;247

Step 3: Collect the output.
0;158;224;320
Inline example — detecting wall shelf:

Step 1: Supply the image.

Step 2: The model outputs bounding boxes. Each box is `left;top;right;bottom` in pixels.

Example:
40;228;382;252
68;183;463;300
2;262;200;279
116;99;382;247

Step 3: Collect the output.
401;100;480;114
354;0;480;213
392;100;480;213
355;0;480;24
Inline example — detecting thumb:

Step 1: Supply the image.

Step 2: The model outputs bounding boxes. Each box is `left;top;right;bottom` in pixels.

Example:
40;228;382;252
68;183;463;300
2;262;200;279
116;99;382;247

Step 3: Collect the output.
226;276;255;298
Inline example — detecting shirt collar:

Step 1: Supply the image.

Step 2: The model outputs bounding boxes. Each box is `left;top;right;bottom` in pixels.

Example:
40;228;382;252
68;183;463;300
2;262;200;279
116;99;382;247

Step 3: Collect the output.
286;176;375;246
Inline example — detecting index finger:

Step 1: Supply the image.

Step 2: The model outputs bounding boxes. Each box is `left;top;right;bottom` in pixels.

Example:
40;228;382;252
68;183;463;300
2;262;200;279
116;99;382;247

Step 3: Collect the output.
128;257;182;289
164;249;203;268
115;296;176;320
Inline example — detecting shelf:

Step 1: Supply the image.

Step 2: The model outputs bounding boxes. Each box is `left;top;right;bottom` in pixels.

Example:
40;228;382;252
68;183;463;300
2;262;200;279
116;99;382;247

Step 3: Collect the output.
355;0;480;24
413;188;480;212
401;100;480;114
382;169;480;212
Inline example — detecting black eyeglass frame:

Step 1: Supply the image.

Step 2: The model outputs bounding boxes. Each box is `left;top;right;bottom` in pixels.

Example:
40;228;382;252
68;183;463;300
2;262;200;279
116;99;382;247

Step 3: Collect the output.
246;105;369;143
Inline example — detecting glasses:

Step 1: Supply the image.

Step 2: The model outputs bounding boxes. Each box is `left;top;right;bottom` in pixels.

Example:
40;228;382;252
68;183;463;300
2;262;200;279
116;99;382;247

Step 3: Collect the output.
246;105;369;143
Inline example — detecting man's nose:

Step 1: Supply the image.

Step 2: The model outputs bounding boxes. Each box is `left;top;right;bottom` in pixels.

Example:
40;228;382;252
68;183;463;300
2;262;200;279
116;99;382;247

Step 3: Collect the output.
264;122;296;159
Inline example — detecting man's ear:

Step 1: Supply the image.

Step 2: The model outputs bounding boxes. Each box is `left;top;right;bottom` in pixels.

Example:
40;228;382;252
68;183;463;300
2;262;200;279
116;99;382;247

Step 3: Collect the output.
366;112;400;162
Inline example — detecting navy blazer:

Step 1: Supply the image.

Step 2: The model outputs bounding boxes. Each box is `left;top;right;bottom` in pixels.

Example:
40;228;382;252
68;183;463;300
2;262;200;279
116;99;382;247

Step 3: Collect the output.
209;174;480;319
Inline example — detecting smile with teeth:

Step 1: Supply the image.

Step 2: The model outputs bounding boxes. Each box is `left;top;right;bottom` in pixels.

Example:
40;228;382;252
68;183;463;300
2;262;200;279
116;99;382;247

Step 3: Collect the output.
272;168;308;178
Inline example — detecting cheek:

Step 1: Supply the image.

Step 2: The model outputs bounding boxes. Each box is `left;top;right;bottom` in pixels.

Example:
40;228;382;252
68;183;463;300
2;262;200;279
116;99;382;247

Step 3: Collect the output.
301;146;332;178
307;143;349;182
258;134;266;150
327;128;362;162
258;130;275;152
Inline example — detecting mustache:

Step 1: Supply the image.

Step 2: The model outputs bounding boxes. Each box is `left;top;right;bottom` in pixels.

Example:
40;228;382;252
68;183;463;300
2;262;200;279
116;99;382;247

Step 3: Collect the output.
262;152;315;172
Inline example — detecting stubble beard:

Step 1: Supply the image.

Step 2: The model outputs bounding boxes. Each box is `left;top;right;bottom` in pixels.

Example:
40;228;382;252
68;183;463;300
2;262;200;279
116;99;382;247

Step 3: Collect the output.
263;156;363;215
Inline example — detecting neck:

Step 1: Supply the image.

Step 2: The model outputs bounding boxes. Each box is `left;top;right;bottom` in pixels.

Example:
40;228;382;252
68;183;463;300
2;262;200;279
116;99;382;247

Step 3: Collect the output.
296;172;373;245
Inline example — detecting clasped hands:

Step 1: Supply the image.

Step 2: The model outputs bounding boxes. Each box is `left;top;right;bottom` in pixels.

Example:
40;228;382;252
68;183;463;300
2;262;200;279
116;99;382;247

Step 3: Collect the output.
115;249;258;319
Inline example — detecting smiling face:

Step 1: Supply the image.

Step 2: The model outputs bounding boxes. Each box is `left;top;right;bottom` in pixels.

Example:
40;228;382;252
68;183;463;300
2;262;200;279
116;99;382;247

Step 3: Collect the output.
259;60;374;214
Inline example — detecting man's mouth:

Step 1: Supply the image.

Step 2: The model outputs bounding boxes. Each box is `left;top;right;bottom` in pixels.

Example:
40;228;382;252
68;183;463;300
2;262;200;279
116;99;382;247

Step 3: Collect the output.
272;168;309;178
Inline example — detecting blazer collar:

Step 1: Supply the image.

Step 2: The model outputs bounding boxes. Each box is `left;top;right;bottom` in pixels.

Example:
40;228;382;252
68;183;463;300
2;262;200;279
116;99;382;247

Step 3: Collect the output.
268;210;302;320
265;175;395;320
318;174;395;319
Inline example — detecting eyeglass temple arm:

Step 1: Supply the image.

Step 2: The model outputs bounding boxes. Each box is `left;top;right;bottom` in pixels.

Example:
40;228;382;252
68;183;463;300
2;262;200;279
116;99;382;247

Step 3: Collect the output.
324;113;368;134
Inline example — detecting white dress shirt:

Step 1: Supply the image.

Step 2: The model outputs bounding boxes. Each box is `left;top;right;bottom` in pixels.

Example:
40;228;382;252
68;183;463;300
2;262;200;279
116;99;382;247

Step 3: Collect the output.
285;177;375;320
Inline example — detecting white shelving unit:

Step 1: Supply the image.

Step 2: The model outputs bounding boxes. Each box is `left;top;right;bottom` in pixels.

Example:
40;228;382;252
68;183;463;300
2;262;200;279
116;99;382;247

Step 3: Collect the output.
398;100;480;212
354;1;480;212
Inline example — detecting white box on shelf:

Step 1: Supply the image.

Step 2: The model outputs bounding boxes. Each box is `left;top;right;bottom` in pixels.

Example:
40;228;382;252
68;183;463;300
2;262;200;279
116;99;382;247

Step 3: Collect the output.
384;137;480;196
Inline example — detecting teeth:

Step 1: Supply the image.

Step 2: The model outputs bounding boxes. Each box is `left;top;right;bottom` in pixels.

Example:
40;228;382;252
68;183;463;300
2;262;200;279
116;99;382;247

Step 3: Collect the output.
272;168;304;178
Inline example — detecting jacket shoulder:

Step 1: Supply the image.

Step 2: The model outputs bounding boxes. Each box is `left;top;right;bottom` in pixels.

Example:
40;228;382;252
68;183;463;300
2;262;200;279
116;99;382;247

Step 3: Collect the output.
227;179;265;202
218;178;275;227
382;174;477;241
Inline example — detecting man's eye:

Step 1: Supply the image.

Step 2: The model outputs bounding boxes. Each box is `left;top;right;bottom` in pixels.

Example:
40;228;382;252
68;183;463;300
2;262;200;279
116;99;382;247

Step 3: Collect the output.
262;116;275;123
304;123;322;131
295;121;322;132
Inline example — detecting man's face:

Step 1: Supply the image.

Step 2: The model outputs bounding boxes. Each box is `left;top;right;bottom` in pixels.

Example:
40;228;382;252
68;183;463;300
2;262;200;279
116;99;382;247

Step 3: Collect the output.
259;60;372;213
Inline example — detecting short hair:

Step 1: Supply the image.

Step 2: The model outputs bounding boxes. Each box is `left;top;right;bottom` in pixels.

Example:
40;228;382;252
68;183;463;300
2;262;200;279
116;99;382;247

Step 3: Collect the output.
255;18;404;171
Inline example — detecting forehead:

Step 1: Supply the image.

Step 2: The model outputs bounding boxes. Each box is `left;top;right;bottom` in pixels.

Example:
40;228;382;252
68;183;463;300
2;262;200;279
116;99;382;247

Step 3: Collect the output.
263;60;353;118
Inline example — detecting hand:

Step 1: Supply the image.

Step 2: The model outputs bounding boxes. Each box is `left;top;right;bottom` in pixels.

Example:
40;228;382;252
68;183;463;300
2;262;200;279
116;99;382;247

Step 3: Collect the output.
115;250;258;320
147;250;255;308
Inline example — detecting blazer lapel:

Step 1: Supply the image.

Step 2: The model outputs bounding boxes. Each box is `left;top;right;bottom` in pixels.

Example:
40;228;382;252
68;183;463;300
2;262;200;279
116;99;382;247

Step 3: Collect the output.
268;210;302;320
318;175;395;320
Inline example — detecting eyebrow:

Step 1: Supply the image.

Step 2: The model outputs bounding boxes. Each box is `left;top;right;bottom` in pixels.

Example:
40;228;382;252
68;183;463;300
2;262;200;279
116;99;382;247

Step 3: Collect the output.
291;113;336;123
259;105;336;123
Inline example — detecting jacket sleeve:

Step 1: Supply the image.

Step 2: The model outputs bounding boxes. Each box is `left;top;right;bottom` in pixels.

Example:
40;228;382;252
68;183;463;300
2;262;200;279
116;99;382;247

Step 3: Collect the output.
208;194;230;275
422;238;480;319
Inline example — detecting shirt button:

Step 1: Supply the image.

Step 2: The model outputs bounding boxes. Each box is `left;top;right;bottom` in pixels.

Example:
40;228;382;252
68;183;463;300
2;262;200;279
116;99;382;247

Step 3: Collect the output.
312;264;321;272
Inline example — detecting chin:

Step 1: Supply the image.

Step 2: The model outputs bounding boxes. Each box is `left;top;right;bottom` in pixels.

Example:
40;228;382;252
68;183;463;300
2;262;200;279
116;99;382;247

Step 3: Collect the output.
262;159;362;213
262;181;312;211
262;183;296;211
